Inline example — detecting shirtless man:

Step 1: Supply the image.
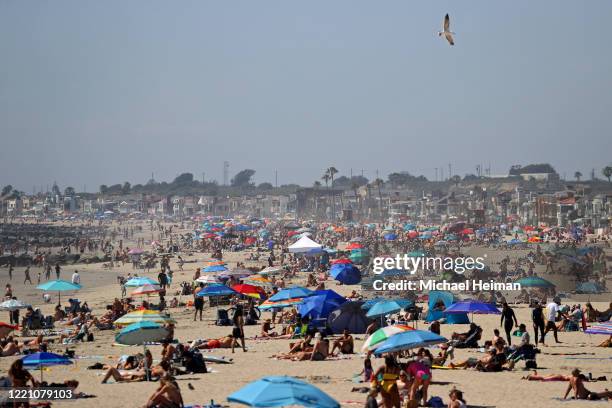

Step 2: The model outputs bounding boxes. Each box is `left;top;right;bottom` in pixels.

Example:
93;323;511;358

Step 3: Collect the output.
564;369;612;400
331;329;354;355
143;374;184;408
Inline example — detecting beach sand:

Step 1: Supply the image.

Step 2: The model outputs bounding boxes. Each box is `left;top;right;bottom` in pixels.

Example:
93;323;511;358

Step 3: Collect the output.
0;222;610;408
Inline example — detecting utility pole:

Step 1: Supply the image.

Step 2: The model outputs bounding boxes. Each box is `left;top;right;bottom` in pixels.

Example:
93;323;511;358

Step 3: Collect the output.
435;168;438;182
275;170;278;188
448;163;452;179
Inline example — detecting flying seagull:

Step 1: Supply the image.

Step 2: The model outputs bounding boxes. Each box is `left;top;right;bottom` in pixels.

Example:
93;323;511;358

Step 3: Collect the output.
438;13;455;46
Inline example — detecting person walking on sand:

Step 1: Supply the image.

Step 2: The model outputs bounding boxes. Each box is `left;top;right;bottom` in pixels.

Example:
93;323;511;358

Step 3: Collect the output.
532;301;546;345
544;298;562;344
24;266;32;285
231;304;247;353
45;263;51;280
55;263;61;279
8;264;13;281
71;270;80;285
500;302;518;345
193;283;204;321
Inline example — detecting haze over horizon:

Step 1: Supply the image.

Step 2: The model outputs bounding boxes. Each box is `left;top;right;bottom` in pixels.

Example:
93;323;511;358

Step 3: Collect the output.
1;1;611;192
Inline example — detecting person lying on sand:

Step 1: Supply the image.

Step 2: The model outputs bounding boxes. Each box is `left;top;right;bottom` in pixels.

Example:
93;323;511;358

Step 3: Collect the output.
449;347;495;369
189;335;235;350
564;368;612;400
1;338;21;357
143;374;184;408
522;371;571;381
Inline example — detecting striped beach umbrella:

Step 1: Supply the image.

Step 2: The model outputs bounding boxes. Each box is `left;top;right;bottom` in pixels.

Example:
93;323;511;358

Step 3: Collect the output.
585;321;612;335
131;284;162;296
362;324;415;351
114;310;176;327
259;298;304;310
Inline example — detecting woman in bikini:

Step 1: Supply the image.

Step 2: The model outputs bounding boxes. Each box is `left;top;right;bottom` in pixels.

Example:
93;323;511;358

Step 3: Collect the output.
407;359;432;406
373;356;401;408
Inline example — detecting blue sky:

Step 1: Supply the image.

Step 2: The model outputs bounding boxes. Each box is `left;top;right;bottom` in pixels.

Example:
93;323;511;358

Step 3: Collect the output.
1;1;611;191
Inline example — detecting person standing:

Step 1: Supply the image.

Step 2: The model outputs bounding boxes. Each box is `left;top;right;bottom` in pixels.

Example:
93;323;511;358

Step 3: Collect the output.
231;304;247;353
8;264;13;281
532;301;546;345
544;299;562;344
23;266;32;285
71;270;80;285
55;263;61;279
193;283;204;321
45;264;51;280
158;270;168;290
500;302;518;345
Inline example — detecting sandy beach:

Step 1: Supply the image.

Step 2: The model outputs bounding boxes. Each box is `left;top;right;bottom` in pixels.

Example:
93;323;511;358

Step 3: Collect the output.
0;220;608;408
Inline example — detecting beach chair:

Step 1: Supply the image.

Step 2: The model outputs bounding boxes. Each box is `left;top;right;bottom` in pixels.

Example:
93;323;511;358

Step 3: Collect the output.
215;309;231;326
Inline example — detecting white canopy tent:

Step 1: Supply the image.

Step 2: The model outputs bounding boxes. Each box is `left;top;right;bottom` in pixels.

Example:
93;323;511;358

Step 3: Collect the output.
288;236;323;254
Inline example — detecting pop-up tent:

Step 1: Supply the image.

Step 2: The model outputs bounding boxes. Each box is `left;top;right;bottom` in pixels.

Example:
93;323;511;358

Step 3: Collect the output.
425;291;469;324
288;236;323;254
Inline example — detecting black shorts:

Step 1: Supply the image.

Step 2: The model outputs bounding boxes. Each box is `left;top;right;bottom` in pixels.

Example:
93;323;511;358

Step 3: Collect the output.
232;327;243;339
194;299;204;310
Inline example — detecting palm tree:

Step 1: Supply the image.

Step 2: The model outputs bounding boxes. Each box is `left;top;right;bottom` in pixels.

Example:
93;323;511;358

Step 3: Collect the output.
602;166;612;183
326;167;338;220
574;171;582;182
321;173;331;219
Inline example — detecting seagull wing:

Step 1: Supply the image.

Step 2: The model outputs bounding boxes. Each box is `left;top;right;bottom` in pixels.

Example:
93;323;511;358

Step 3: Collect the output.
445;32;455;46
444;14;450;32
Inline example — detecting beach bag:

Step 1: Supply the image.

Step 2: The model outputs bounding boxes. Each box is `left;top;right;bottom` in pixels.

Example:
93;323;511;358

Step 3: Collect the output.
215;309;231;326
427;397;445;408
87;333;94;342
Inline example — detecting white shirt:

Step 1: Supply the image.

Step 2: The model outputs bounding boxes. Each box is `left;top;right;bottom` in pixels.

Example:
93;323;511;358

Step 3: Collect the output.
71;273;80;285
546;302;559;321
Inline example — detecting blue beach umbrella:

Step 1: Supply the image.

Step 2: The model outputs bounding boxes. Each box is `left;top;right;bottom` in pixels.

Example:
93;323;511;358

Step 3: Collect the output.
366;299;413;318
196;285;238;297
36;279;82;304
374;330;447;355
384;233;398;241
124;277;158;287
329;264;361;285
115;321;169;345
228;375;340;408
298;290;346;319
22;352;73;381
268;287;314;302
444;300;500;315
514;276;555;288
203;265;228;273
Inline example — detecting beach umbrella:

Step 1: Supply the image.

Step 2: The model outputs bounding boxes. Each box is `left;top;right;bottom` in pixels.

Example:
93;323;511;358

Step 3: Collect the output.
444;300;500;315
203;265;228;273
585;322;612;335
366;299;413;318
298;290;346;319
514;276;555;288
259;266;284;276
195;275;221;284
128;248;144;255
346;242;363;250
232;284;267;299
22;352;72;382
383;233;398;241
114;310;176;327
131;284;162;296
115;321;169;345
362;324;415;351
36;279;81;304
0;299;31;311
219;268;253;279
259;298;304;310
327;301;372;334
196;285;238;297
0;322;18;337
243;275;273;288
268;287;314;302
227;375;339;408
374;330;447;355
125;277;158;287
361;298;387;310
329;264;361;285
330;258;352;265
